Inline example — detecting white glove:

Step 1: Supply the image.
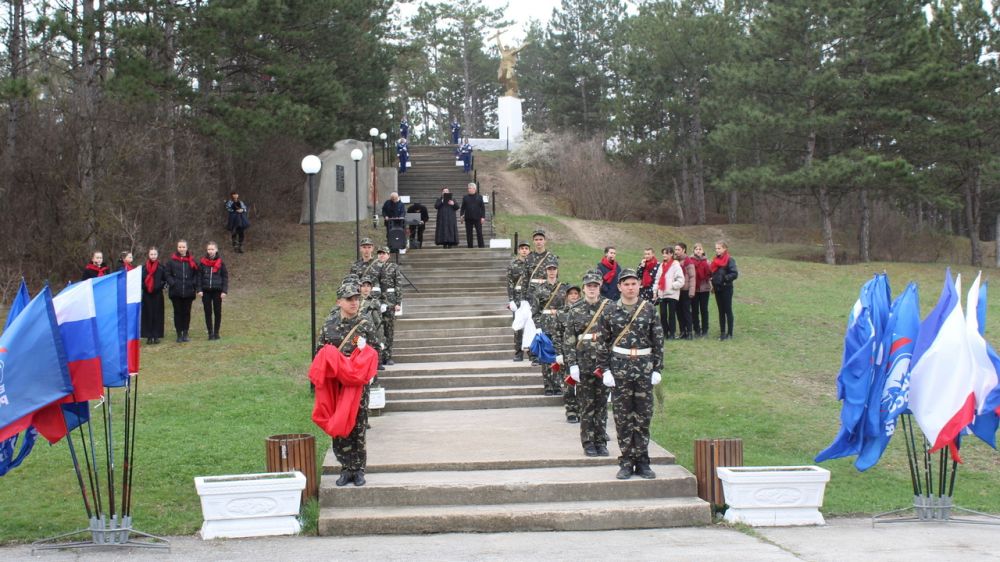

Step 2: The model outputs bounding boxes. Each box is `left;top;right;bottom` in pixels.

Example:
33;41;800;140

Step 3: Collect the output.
569;365;581;382
555;354;564;365
651;371;662;385
602;371;616;388
356;337;367;350
380;304;388;313
508;300;517;311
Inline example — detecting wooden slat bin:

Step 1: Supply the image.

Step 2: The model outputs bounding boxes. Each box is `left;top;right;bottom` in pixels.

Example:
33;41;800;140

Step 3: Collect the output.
266;433;318;503
694;438;743;507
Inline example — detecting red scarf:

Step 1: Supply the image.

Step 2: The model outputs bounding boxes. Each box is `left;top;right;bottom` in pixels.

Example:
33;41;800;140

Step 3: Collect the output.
641;257;658;287
200;256;222;273
309;344;379;438
710;252;730;273
172;252;197;270
144;260;159;293
600;256;618;285
123;263;136;272
86;263;108;277
658;258;674;291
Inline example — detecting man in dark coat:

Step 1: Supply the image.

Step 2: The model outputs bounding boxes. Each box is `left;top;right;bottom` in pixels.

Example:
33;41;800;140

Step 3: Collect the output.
460;182;486;248
380;192;406;247
434;188;459;248
406;201;429;247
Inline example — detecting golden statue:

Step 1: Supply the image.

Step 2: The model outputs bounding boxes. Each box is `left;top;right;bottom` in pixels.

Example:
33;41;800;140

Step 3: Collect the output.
492;31;529;97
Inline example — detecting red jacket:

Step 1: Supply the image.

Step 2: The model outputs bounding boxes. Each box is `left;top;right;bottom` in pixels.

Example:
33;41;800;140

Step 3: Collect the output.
309;344;379;438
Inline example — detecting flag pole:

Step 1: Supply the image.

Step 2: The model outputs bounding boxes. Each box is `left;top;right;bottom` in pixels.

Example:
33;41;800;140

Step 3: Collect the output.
900;415;920;496
904;414;923;496
65;433;93;519
120;377;131;517
83;417;104;517
103;388;117;523
126;374;139;516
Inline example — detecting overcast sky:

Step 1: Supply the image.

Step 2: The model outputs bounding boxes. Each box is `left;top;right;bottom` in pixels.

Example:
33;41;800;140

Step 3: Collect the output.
398;0;564;42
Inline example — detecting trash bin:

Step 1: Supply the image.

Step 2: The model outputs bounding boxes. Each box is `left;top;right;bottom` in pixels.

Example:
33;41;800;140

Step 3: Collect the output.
694;438;743;507
266;434;317;503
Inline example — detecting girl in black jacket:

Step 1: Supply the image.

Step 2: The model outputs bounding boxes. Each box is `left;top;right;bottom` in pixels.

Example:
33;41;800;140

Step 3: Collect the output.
81;251;109;280
710;240;739;340
197;241;228;340
165;239;199;342
141;247;166;344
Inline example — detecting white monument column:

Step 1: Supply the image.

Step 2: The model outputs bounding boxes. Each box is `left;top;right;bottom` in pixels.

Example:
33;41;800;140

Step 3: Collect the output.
498;96;523;146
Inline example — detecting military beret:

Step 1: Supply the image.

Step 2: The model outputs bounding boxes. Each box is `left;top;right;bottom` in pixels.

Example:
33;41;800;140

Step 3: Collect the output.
582;270;603;285
337;282;360;298
618;268;639;282
531;229;546;238
377;246;390;254
359;237;375;246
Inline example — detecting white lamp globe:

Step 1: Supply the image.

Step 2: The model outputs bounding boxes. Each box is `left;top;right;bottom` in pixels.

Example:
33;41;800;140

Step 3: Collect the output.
369;127;379;137
350;149;364;161
379;132;387;140
301;155;321;174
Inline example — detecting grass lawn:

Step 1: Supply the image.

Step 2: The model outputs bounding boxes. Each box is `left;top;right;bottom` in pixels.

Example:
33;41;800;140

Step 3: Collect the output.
2;211;999;543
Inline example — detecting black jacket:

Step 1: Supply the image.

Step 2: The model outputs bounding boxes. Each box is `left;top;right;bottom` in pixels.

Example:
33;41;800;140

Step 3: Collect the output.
710;256;739;289
381;199;406;222
197;256;229;293
165;255;200;298
460;193;486;221
141;262;166;294
407;203;429;223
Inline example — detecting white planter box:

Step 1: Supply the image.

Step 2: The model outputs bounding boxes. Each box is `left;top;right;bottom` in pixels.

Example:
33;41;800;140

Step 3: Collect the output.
717;465;830;527
194;471;306;539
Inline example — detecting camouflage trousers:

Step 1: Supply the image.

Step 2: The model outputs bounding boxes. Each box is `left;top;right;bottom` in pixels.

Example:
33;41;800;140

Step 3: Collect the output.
610;361;654;465
576;357;609;446
381;312;395;361
541;364;561;393
561;372;579;417
332;386;369;471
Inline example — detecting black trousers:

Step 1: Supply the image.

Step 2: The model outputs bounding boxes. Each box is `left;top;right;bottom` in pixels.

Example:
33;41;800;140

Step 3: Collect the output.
202;290;223;335
408;224;425;245
465;219;484;248
230;227;245;247
715;286;734;336
658;298;677;338
678;292;693;336
170;296;195;333
693;291;710;335
141;291;165;339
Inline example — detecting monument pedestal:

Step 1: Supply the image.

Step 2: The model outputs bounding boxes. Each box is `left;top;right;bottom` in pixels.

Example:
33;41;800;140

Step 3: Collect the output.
470;96;524;151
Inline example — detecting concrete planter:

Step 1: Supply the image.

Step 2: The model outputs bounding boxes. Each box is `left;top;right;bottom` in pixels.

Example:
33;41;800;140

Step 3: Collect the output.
717;465;830;527
194;471;306;539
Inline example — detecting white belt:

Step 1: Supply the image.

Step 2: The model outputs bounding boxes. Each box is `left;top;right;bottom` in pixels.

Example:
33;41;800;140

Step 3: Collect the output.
386;288;396;293
613;346;652;357
372;287;382;292
542;309;557;315
531;279;546;283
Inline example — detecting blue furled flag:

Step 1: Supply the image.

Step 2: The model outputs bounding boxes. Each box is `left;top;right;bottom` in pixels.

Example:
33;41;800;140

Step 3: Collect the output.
529;331;557;364
816;274;890;463
3;279;30;331
0;287;74;443
855;282;920;471
91;271;129;387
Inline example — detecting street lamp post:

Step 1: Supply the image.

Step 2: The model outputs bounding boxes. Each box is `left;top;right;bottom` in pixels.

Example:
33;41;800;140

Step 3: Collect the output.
301;154;322;361
351;148;364;260
379;132;387;166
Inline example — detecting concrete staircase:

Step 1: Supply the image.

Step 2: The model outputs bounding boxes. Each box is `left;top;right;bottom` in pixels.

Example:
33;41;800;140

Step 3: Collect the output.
317;163;711;535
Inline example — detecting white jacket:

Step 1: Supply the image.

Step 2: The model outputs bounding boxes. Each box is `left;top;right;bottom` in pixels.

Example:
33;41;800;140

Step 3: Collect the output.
653;259;685;300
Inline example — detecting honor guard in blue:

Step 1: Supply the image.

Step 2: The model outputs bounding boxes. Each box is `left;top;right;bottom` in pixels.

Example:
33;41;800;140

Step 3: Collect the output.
450;118;461;144
457;137;473;173
399;116;410;139
396;137;409;174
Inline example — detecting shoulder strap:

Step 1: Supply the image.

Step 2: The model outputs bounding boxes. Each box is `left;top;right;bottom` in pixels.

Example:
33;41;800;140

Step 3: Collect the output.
528;251;550;279
612;301;647;348
337;319;367;352
577;300;609;348
542;282;564;310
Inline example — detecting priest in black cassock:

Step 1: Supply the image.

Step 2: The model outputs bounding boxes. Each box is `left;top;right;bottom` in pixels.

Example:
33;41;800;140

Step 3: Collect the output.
434;188;459;248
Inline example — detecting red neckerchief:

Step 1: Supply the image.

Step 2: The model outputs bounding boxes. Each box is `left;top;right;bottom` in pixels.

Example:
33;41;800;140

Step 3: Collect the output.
600;256;617;285
86;263;108;277
710;252;730;273
172;252;197;270
144;260;159;293
200;256;222;273
658;258;673;291
641;257;658;287
123;263;136;272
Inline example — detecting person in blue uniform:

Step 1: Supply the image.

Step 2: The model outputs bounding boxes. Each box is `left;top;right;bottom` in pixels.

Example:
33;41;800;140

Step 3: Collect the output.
457;138;473;173
396;137;409;174
400;116;410;139
450;118;461;144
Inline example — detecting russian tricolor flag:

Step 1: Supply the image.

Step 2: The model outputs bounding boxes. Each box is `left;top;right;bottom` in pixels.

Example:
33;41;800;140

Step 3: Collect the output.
92;271;128;387
126;266;142;374
53;280;104;401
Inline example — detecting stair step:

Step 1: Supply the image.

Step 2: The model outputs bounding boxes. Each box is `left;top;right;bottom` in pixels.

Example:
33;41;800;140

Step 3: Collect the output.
318;497;711;535
377;373;540;389
403;296;508;306
385;384;544;400
381;394;563;411
380;360;537;376
393;333;515;345
390;327;513;340
394;349;514;363
403;309;508;320
320;464;696;508
393;341;512;353
395;316;511;330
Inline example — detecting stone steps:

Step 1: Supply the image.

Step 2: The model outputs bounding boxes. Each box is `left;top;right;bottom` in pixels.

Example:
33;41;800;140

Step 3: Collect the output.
395;315;510;330
393;332;513;346
376;373;538;390
379;360;537;377
391;327;514;340
392;340;512;353
385;384;543;400
402;309;508;320
393;348;513;363
380;393;563;412
403;295;508;306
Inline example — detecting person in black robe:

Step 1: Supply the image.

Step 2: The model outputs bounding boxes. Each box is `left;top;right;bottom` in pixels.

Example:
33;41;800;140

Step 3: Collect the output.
434;188;459;248
141;247;166;344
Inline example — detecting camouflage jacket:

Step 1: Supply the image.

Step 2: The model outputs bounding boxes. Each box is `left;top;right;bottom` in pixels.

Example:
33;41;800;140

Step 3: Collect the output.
350;258;382;287
358;295;385;338
506;257;529;302
317;308;381;357
562;297;610;369
525;250;557;285
529;280;567;336
596;299;664;373
552;299;580;357
378;260;403;307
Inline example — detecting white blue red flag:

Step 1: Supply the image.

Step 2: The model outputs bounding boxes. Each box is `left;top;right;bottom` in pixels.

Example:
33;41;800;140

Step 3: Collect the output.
53;281;104;401
91;271;129;387
126;267;142;374
964;276;999;447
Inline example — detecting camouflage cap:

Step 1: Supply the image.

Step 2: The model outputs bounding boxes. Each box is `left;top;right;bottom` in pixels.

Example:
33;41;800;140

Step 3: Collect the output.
543;255;559;269
360;275;376;286
337;282;360;298
582;270;603;285
531;229;546;238
377;246;391;254
359;237;375;246
566;284;581;294
618;268;639;282
517;241;530;248
343;273;361;284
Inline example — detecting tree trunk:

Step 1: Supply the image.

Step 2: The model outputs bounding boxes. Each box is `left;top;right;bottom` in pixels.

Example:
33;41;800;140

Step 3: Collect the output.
580;75;589;136
964;170;983;266
858;188;871;262
80;0;99;249
679;155;690;225
161;4;178;232
4;0;24;205
728;190;738;224
672;177;686;225
818;187;836;265
690;88;706;225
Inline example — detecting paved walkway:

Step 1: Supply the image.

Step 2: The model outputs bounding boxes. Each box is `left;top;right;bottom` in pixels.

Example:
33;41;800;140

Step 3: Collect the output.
7;517;998;561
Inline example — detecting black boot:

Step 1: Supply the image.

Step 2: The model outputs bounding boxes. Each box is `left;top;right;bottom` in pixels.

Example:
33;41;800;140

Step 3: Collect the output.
181;330;190;342
335;470;353;487
634;462;656;479
595;444;610;457
353;469;366;487
615;463;633;480
513;351;524;362
583;443;598;457
176;331;183;343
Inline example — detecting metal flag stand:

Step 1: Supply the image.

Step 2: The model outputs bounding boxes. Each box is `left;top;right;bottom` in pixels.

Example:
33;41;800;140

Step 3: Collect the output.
31;375;169;552
872;413;1000;526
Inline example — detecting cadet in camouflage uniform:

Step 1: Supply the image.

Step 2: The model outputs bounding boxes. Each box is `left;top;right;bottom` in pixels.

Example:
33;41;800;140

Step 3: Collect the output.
376;247;402;365
529;256;567;398
316;281;381;487
554;284;582;422
596;268;664;480
524;230;558;365
350;238;383;288
358;275;386;368
563;270;612;457
506;241;531;361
